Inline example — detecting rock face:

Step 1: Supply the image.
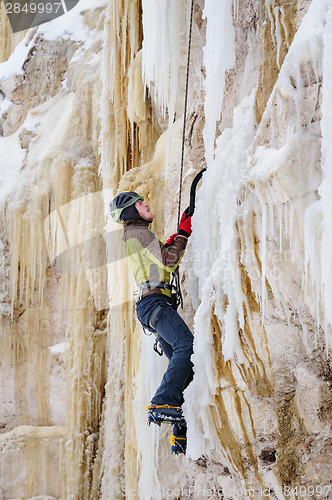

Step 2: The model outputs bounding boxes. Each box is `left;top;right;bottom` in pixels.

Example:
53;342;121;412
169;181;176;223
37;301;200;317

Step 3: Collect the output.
0;1;331;499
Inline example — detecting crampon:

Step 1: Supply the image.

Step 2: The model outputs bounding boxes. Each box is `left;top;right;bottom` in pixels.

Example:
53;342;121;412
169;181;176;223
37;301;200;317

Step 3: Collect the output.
170;434;187;454
170;422;187;454
146;404;186;426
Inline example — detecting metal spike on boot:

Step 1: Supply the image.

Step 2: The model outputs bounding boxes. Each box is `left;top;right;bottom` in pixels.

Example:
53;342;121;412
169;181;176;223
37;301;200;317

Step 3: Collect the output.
146;404;186;426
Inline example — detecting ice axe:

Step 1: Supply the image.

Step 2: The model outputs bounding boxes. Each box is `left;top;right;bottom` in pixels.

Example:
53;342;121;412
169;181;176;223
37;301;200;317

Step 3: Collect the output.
184;167;207;218
173;166;206;309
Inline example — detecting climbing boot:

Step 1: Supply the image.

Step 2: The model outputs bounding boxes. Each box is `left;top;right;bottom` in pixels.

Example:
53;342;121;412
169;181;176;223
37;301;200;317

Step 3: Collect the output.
170;423;187;454
146;404;186;426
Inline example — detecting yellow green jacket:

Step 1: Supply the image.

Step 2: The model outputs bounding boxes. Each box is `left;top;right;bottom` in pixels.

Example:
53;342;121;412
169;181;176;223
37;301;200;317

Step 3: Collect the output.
122;219;188;299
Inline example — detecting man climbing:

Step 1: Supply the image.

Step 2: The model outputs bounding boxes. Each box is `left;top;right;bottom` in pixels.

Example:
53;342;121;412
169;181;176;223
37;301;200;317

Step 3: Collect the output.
109;191;194;454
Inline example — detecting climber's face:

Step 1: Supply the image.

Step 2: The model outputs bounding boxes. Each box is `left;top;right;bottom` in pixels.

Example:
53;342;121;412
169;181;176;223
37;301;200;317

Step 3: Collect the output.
135;199;154;222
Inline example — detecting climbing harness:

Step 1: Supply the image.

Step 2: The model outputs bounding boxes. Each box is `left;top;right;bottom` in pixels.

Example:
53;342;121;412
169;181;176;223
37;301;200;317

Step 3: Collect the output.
135;280;173;301
136;281;184;355
140;299;171;356
149;301;168;356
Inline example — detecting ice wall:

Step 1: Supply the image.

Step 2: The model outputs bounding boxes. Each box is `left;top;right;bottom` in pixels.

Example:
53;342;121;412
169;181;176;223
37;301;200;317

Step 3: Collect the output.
0;3;26;63
0;0;332;499
185;0;332;495
203;0;234;167
0;2;108;498
320;4;332;339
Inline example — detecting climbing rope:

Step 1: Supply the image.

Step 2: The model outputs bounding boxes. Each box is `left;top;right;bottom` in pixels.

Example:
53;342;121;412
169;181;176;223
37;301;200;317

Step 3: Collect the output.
173;0;194;310
177;0;195;231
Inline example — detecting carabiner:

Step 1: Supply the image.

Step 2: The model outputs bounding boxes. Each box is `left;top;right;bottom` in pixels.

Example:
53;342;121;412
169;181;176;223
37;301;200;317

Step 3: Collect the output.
153;338;163;356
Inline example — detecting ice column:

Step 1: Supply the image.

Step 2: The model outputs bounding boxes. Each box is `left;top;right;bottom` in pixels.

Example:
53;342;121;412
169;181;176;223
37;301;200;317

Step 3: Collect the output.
141;0;182;121
203;0;235;167
320;5;332;348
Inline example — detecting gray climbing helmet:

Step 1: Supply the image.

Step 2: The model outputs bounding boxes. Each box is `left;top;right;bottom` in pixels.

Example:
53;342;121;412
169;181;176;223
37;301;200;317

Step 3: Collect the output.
109;191;144;223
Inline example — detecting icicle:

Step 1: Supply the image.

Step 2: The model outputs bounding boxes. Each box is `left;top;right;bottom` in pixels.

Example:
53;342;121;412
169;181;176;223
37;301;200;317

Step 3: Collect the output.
274;7;283;68
266;1;289;68
267;1;276;50
289;202;295;251
278;204;282;252
261;203;267;323
233;0;239;21
280;6;290;49
304;203;323;350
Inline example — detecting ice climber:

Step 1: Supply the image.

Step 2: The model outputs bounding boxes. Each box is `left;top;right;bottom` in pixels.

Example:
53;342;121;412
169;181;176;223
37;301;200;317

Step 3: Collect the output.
109;191;194;454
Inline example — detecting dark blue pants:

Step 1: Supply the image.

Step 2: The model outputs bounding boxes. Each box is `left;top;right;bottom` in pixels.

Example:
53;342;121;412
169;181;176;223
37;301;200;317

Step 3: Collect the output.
136;294;194;406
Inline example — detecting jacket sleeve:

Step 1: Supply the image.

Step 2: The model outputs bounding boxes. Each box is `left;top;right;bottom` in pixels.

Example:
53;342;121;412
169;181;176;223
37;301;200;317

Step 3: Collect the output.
137;229;188;272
